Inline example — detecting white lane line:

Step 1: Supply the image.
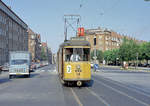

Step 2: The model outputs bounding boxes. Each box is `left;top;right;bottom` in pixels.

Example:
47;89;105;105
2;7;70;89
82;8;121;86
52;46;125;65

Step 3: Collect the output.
98;76;150;98
86;88;110;106
70;88;83;106
94;78;150;106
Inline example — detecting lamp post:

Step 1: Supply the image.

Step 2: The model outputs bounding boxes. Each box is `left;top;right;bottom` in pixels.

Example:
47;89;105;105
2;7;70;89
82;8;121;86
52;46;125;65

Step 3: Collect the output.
93;35;97;64
136;52;139;69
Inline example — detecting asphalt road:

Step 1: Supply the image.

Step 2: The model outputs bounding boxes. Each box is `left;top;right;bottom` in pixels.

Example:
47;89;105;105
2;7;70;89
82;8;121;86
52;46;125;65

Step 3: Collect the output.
0;65;150;106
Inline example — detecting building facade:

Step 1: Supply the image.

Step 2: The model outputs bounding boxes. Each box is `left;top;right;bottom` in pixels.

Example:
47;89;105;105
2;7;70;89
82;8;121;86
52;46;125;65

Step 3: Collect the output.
41;42;52;64
28;28;41;62
0;1;28;65
35;34;41;61
84;27;143;52
28;28;36;62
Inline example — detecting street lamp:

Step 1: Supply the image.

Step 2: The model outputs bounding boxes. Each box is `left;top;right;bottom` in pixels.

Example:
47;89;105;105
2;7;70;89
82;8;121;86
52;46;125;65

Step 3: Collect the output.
93;35;97;64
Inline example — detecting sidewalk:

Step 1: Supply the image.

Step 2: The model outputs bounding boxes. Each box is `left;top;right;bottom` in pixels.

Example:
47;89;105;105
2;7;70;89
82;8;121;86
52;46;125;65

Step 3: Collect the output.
101;65;150;72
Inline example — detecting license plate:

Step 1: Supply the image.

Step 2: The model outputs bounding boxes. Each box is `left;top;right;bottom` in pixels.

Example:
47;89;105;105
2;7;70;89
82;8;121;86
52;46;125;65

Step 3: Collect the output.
16;73;22;75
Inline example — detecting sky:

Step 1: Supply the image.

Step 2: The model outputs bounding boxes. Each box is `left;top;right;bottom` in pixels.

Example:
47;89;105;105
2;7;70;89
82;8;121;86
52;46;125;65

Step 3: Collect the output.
2;0;150;53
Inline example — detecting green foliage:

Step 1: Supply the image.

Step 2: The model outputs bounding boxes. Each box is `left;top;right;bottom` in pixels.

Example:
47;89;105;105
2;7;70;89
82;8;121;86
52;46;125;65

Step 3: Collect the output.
90;38;150;65
119;38;139;62
104;49;119;63
138;42;150;61
91;50;103;62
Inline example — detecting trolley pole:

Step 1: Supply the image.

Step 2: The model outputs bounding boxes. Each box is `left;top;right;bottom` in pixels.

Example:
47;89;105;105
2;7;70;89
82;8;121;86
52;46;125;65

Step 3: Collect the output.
63;15;81;41
64;18;67;41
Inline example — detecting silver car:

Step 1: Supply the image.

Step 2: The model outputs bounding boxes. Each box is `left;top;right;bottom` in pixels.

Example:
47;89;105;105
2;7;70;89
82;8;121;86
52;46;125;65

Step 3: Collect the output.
2;63;9;71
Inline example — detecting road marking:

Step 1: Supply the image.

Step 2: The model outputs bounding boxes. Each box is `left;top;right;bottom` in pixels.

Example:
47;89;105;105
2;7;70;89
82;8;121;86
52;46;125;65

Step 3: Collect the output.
99;76;150;98
86;88;110;106
70;88;83;106
94;78;150;106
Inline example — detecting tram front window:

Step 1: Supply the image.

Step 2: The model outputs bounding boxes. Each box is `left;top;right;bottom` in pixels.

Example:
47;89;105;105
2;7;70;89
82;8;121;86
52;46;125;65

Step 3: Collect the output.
65;48;90;62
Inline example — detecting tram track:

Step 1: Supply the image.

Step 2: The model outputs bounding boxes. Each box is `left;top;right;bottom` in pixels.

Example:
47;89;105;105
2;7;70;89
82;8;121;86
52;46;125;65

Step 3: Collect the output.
85;87;110;106
70;88;83;106
69;86;110;106
93;76;150;106
95;75;150;98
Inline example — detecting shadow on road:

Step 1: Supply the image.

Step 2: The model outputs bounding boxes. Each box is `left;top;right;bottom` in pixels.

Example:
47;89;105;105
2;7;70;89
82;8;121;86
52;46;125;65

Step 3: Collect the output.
63;79;94;88
9;73;39;79
0;78;11;84
30;73;40;78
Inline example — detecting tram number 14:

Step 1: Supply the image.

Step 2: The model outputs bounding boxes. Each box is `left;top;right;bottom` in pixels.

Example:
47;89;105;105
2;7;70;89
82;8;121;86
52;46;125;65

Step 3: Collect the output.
67;65;72;73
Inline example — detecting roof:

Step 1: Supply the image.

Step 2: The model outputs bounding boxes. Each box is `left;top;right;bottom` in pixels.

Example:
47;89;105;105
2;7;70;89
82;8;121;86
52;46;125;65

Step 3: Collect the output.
60;40;91;48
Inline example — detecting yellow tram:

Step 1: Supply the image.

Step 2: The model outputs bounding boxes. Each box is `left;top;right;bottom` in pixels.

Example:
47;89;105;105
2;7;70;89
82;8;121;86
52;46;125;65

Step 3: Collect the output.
57;37;91;86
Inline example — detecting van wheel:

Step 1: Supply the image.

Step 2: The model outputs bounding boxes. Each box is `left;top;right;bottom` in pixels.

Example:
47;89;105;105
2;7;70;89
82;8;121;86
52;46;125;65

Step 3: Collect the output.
25;75;30;78
9;75;12;79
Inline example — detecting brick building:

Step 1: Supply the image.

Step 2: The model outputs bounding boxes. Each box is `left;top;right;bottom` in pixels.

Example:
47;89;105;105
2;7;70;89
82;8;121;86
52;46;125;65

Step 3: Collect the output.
83;27;143;52
28;28;41;62
41;42;52;64
0;1;28;65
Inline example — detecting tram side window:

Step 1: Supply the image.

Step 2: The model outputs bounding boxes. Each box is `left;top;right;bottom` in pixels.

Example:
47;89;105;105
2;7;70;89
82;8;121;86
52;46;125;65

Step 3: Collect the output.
65;48;73;61
83;48;90;61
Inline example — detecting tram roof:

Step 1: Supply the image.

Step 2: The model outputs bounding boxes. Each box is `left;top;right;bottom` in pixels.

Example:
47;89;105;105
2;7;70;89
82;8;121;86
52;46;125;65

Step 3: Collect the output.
60;40;91;48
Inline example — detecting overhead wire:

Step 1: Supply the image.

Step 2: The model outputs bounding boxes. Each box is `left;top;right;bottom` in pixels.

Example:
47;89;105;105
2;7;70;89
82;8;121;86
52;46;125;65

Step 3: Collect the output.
99;0;120;16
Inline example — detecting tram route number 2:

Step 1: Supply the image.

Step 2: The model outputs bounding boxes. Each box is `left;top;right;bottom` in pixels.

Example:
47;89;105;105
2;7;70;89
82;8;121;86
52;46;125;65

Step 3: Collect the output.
67;65;72;73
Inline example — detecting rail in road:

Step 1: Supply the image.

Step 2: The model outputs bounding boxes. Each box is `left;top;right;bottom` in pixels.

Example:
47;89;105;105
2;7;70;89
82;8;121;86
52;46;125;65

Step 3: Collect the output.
63;75;150;106
0;65;150;106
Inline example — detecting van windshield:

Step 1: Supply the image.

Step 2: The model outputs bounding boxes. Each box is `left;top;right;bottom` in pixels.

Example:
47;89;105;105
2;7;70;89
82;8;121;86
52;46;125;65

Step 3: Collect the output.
11;59;28;65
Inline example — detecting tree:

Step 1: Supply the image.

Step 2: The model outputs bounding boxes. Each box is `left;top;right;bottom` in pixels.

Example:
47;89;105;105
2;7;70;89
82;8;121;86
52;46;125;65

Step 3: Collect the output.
119;38;139;62
104;50;112;63
139;42;150;63
104;49;119;64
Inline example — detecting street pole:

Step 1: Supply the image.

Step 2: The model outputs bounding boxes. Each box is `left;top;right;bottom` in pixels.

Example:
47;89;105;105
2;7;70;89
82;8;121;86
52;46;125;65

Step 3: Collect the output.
136;52;138;69
94;36;97;64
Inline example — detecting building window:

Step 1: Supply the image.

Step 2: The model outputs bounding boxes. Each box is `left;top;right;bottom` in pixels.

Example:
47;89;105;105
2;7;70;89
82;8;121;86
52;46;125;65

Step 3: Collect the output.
94;37;96;45
99;36;102;40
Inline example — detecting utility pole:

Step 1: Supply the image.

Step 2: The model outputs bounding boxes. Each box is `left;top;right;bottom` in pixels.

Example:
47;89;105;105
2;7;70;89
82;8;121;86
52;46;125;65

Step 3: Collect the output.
63;15;81;41
46;41;49;64
136;52;139;69
93;36;97;64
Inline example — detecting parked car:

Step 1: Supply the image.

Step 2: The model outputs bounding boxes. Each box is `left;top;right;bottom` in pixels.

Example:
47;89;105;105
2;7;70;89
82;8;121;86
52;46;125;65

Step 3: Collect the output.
31;62;37;69
35;63;41;68
0;65;2;70
0;65;2;73
2;63;9;71
142;63;148;67
30;62;37;72
40;62;44;67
